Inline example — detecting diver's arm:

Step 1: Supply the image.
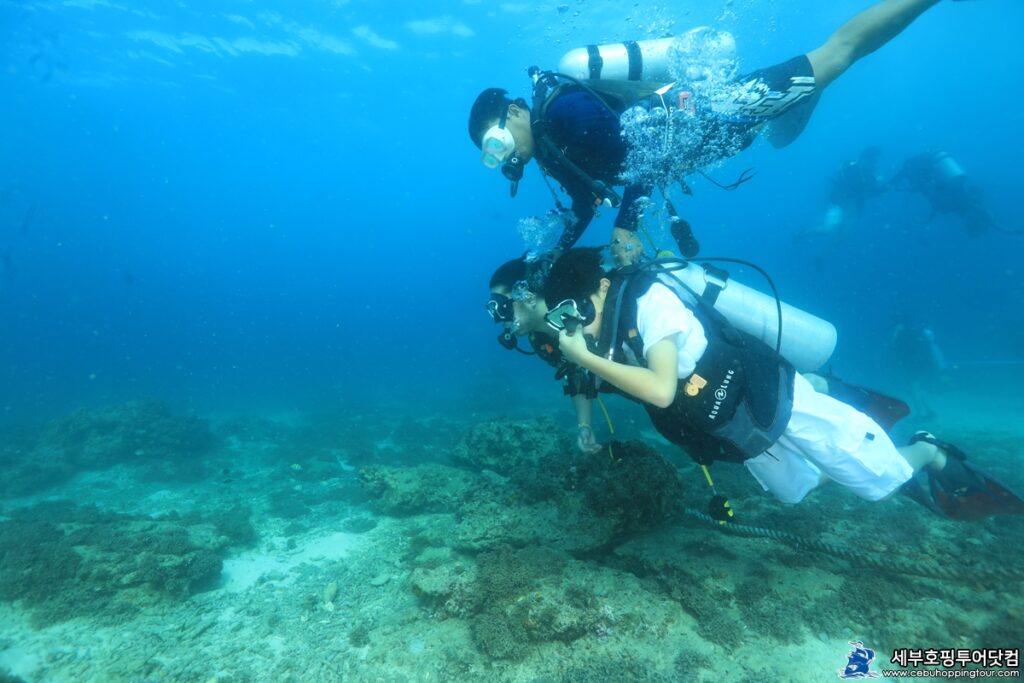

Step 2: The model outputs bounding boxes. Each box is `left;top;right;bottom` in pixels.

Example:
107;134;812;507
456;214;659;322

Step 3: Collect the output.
614;184;651;230
571;393;603;454
559;333;679;408
572;393;593;426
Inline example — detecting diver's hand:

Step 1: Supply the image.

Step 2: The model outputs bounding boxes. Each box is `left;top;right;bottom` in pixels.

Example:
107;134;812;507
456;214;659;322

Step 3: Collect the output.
557;327;590;365
576;425;602;455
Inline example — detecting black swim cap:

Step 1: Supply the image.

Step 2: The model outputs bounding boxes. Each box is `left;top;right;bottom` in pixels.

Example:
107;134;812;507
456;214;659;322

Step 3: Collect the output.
469;88;512;148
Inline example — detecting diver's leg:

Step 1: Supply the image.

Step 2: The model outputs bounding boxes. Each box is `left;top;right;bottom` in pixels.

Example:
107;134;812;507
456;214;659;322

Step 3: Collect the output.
807;0;941;90
899;433;1024;519
897;439;945;473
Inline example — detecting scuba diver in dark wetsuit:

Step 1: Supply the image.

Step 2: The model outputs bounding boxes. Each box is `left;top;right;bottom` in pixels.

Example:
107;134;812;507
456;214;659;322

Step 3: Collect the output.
797;146;888;240
469;0;963;264
892;151;1016;236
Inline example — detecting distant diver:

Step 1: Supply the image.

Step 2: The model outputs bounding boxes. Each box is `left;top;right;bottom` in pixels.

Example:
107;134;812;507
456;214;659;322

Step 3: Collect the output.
19;200;36;237
469;0;966;263
796;146;888;241
1;185;37;278
891;150;1019;235
890;321;947;420
28;32;70;84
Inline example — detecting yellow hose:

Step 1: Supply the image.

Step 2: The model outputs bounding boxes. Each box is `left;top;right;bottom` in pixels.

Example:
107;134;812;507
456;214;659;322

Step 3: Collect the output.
595;396;617;461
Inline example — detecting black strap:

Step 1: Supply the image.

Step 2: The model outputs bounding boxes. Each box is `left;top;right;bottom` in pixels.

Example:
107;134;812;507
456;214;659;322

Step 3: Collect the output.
586;45;603;79
624;41;643;81
599;274;634;363
700;264;730;306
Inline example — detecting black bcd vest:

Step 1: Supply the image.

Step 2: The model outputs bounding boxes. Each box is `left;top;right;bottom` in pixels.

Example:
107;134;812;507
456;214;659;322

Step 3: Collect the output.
599;271;795;464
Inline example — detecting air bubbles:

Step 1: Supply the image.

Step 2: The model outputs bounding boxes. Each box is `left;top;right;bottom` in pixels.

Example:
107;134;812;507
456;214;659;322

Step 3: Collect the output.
516;209;575;256
617;28;765;193
667;27;739;90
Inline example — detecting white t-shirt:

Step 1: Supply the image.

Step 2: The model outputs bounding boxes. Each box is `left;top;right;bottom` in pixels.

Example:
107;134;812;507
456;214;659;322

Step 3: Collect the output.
629;282;913;503
634;282;708;377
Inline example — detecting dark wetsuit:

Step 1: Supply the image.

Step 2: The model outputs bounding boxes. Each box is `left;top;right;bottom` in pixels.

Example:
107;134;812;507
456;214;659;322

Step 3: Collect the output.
540;90;648;249
829;157;885;215
539;55;818;249
892;152;1000;235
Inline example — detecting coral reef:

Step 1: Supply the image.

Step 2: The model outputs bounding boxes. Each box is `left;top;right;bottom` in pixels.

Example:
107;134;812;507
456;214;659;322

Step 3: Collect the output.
452;416;571;475
469;608;530;660
733;580;805;644
43;400;221;473
576;440;684;536
555;658;679;683
673;650;714;680
358;464;490;515
0;424;77;496
0;500;245;627
451;496;617;554
508;450;577;503
0;401;221;498
473;546;566;606
413;545;625;661
364;436;682;554
409;561;478;618
662;573;744;650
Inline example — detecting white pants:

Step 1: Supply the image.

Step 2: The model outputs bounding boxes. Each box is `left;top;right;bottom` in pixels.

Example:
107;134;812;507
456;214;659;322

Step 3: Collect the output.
744;374;914;504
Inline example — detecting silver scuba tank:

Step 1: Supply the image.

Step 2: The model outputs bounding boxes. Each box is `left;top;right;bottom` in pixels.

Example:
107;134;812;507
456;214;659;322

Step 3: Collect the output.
557;28;738;85
558;37;675;82
658;262;838;373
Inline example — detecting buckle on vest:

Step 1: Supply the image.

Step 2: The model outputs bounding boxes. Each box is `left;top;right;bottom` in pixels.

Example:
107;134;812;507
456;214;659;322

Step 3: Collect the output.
684;373;707;397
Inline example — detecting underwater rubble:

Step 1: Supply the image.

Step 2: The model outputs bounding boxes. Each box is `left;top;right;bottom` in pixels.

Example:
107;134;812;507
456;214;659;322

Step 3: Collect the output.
0;499;254;628
0;408;1021;682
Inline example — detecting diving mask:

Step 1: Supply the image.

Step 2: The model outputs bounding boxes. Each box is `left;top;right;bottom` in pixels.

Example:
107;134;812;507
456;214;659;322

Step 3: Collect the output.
481;126;516;169
486;292;515;324
480;103;518;170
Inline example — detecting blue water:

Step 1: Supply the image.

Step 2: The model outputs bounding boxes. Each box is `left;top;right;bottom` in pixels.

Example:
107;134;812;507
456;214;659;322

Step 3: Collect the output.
0;0;1021;422
3;4;1024;682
